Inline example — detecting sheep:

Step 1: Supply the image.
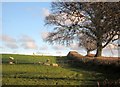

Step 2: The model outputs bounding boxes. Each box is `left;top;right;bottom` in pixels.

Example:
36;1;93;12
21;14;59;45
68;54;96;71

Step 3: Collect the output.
38;61;42;64
51;63;58;67
9;56;14;60
43;63;50;66
9;56;14;64
9;62;14;64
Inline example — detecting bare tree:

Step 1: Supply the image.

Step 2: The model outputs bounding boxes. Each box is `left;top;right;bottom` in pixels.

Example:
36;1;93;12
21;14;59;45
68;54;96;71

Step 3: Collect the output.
45;2;119;57
79;34;97;55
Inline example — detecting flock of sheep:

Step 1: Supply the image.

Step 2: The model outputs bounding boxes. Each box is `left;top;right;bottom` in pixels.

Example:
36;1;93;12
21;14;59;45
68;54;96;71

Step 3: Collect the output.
9;56;59;67
38;59;59;67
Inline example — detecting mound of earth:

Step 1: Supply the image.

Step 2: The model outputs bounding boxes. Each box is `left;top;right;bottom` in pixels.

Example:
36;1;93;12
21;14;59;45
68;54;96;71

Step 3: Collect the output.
67;51;83;58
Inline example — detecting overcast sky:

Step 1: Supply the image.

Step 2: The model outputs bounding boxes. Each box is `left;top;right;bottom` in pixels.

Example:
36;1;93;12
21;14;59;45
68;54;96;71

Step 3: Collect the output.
0;2;118;57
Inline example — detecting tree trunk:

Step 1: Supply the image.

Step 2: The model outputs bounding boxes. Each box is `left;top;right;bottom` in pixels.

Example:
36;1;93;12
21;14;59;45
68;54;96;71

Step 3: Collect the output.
95;41;102;57
87;50;90;56
95;47;102;57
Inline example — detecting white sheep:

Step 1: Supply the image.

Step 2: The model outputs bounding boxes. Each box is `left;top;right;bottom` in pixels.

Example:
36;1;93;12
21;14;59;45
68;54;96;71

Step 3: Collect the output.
38;61;42;64
44;63;50;66
51;63;58;67
9;61;14;64
9;56;14;64
9;56;14;60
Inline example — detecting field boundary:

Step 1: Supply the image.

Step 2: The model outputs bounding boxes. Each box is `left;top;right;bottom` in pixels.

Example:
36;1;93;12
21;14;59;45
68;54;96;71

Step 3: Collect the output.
67;51;120;66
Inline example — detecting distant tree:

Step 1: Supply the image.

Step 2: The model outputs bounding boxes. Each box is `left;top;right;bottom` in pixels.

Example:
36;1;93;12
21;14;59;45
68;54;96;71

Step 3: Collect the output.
79;34;97;55
45;2;119;57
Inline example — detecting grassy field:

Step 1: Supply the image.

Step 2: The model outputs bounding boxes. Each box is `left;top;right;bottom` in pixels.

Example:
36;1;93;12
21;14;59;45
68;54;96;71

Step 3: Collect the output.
1;54;120;85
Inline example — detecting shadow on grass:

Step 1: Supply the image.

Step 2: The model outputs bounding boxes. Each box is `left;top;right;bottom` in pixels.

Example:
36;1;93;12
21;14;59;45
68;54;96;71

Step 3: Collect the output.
55;56;120;86
56;56;120;80
4;75;97;82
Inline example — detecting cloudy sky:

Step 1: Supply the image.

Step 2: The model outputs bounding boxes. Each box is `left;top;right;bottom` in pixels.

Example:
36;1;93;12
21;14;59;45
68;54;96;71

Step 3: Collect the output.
0;2;118;57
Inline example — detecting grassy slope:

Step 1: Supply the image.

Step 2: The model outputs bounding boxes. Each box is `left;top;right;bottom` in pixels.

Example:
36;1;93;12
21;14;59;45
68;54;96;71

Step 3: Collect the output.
1;54;57;64
1;54;119;85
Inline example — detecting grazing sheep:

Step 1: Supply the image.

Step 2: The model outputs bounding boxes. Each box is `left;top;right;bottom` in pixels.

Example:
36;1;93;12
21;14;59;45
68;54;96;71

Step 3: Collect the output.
51;63;58;67
38;61;42;64
9;56;14;64
43;63;50;66
9;62;14;64
9;56;14;60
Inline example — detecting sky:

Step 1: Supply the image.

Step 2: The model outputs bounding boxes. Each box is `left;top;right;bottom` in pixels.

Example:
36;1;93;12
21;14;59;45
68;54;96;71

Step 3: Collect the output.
0;2;119;57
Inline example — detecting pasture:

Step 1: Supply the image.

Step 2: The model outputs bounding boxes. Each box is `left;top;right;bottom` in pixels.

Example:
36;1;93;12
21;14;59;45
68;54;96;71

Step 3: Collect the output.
1;54;120;86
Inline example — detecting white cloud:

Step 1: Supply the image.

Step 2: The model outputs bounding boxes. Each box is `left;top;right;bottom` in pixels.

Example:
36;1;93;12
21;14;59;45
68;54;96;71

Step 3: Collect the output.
5;43;18;49
0;46;4;49
42;8;50;17
0;34;16;43
41;32;50;40
0;34;18;49
70;43;81;50
56;51;62;54
53;45;66;50
20;35;38;49
105;43;118;50
39;45;48;50
49;12;85;26
19;35;34;42
21;42;37;49
102;43;119;57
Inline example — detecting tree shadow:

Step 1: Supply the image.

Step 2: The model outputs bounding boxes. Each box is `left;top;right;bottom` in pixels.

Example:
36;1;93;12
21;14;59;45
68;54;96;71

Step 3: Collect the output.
55;56;120;86
56;56;120;80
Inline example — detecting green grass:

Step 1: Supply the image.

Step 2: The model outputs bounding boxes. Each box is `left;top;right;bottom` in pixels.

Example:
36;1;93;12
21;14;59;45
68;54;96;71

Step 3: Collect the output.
1;54;119;85
2;64;102;85
1;54;57;64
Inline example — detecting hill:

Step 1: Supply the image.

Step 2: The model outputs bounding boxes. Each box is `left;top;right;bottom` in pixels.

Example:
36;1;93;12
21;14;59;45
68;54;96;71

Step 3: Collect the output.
1;54;120;86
